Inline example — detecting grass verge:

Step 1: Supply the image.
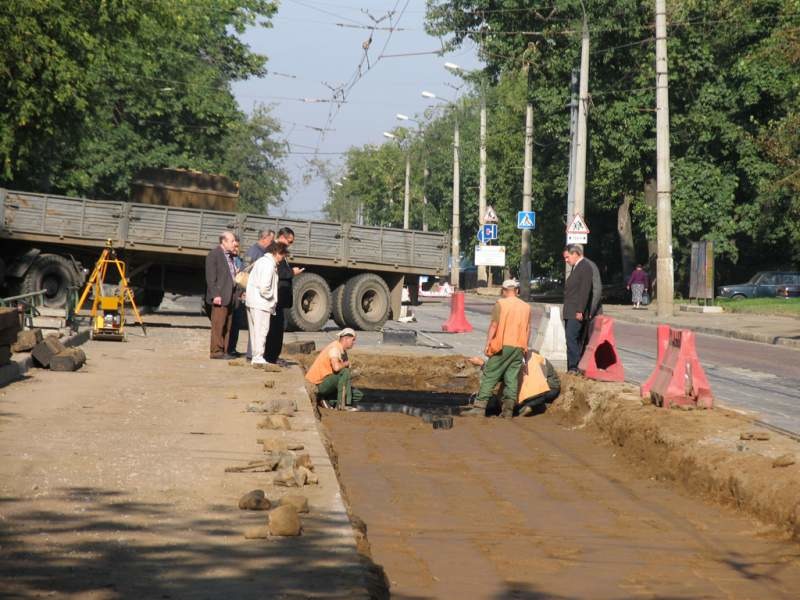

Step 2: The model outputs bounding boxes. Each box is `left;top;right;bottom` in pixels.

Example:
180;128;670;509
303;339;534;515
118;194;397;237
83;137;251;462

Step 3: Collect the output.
716;297;800;317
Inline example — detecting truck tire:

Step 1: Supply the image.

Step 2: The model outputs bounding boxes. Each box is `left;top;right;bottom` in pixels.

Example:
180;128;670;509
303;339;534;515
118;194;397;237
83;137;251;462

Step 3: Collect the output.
286;272;332;332
331;283;347;328
342;273;390;331
20;254;81;308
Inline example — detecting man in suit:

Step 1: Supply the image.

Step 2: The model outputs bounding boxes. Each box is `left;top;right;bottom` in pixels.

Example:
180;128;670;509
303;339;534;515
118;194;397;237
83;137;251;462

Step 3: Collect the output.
563;244;593;373
205;231;237;359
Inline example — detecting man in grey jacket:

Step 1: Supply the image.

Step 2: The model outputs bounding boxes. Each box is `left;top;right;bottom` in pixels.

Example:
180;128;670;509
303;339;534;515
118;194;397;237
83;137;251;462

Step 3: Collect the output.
205;231;237;359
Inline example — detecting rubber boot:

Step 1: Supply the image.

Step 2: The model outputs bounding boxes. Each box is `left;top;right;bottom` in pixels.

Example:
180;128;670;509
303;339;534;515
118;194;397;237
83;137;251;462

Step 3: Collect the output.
500;399;515;418
462;399;488;417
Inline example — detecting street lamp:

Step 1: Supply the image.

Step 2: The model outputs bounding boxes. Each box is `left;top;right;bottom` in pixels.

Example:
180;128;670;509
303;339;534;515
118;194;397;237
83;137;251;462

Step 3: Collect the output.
396;114;428;231
383;131;411;229
422;89;461;289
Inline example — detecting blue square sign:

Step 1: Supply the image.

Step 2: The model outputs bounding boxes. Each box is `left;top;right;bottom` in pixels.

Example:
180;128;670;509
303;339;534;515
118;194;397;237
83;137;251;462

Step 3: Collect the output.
517;211;536;229
477;223;498;243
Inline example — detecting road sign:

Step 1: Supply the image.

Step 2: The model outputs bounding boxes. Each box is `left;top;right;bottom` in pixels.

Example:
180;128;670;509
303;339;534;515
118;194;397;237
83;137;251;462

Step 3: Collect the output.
477;224;498;244
517;211;536;229
567;232;588;244
475;245;506;267
484;205;499;223
566;213;589;234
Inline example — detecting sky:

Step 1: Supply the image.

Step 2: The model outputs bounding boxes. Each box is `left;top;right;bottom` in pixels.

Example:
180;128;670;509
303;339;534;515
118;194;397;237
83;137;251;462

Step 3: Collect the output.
231;0;482;219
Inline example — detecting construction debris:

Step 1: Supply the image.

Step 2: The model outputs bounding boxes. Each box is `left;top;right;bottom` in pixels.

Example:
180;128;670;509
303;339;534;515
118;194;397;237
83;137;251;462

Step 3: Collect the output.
50;348;87;372
282;341;315;354
268;504;302;536
257;415;291;430
280;494;309;514
773;454;796;468
31;337;67;368
12;328;43;353
740;431;771;441
238;489;272;510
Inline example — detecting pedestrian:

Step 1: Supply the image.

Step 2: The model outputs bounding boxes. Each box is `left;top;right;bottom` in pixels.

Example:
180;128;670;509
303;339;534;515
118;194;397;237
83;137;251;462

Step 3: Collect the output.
227;235;247;356
305;328;363;409
467;279;531;418
246;229;275;265
563;244;593;373
205;231;237;359
245;241;288;365
627;264;650;309
563;247;602;318
264;227;305;366
517;350;561;416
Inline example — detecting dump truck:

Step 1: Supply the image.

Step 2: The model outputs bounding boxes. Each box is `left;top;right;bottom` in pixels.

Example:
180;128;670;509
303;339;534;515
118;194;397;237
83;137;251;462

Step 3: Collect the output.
0;187;450;331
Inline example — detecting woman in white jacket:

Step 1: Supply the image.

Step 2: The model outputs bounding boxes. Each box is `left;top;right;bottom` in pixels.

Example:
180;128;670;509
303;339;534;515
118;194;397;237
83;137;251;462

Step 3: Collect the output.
245;242;288;364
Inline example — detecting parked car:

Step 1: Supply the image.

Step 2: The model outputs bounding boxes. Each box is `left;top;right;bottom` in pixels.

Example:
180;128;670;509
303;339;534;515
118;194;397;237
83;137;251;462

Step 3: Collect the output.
776;284;800;299
717;271;800;299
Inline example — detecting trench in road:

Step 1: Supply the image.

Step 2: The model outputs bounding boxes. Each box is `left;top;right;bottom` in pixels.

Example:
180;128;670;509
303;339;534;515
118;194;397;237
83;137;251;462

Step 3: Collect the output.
324;408;800;600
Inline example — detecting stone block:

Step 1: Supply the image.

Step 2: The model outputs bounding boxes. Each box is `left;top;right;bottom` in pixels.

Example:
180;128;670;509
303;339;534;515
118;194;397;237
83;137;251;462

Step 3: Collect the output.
282;341;315;354
12;329;43;353
238;489;272;510
31;337;67;368
268;505;301;536
50;348;87;372
280;494;309;513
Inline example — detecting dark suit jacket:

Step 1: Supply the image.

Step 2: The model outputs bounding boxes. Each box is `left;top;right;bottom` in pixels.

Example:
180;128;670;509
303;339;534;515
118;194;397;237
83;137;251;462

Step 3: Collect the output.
563;258;593;320
205;245;235;306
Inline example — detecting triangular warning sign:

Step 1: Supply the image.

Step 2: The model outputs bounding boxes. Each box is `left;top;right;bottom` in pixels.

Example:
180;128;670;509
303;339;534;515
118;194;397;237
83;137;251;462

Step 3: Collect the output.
484;205;499;223
567;213;589;234
519;214;534;227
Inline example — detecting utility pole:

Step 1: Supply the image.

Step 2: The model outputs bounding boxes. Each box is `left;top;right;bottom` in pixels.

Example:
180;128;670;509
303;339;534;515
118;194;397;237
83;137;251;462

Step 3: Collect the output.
422;164;429;231
477;93;488;286
451;118;460;289
566;69;579;225
520;103;533;300
403;151;410;229
573;14;590;219
655;0;674;316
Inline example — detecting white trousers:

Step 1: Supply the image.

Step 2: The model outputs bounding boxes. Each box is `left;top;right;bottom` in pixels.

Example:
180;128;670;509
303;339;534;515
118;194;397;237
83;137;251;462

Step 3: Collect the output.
246;307;271;362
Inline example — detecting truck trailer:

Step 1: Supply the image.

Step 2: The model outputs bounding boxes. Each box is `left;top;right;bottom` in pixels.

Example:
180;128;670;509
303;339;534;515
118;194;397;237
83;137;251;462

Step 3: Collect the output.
0;188;450;331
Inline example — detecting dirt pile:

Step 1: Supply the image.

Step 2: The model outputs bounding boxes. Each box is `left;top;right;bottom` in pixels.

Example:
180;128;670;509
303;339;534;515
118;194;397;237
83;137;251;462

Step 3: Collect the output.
551;374;800;537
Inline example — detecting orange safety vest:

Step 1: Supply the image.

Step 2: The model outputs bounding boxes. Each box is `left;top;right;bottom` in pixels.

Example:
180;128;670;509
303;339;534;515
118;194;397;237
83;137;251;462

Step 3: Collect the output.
518;353;550;403
487;296;531;356
305;340;343;385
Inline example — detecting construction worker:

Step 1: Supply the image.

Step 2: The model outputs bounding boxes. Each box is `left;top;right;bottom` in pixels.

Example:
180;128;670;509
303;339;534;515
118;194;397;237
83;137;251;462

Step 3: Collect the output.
305;328;363;409
468;279;532;418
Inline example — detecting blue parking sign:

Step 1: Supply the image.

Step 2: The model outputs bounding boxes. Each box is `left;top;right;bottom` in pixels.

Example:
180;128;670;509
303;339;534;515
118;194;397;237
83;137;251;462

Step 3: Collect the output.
477;223;498;243
517;211;536;229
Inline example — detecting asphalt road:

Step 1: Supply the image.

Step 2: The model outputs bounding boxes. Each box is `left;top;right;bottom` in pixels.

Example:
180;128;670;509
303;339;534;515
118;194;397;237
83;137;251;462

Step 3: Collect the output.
455;296;800;434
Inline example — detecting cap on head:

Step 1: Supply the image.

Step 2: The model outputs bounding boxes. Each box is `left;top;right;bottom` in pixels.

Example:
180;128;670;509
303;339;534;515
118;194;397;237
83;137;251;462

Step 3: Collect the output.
501;279;520;290
338;328;356;338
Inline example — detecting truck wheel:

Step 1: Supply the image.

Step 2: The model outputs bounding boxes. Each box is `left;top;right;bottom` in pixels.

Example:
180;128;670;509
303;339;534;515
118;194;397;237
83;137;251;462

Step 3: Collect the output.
286;272;332;332
331;283;347;328
144;289;165;309
342;273;390;331
20;254;81;308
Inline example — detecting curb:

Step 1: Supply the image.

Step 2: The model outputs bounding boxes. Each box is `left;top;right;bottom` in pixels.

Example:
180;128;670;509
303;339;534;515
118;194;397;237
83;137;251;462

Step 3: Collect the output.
0;329;90;388
605;312;800;350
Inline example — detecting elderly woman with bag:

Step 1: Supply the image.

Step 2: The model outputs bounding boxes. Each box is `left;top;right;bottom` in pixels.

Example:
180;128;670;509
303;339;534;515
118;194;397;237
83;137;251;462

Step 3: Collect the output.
245;242;288;365
627;264;650;309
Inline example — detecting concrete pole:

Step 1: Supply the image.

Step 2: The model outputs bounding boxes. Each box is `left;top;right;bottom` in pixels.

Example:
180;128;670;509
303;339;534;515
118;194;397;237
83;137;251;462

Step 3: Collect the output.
477;95;488;286
451;118;460;289
566;69;579;224
422;164;429;232
655;0;674;316
520;103;533;301
573;16;590;218
403;151;411;229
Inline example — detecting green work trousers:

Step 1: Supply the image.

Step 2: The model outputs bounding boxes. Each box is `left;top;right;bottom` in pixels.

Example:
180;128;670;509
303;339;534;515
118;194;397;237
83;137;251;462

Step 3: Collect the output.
476;346;524;406
316;368;363;407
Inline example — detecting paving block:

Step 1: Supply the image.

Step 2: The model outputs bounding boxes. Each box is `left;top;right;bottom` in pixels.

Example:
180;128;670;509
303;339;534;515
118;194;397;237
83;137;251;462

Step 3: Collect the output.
50;348;87;372
31;337;67;368
12;329;43;353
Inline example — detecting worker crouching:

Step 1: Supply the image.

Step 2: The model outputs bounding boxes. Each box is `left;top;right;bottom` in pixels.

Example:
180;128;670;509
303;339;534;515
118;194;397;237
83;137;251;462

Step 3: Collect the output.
305;328;364;410
469;279;532;418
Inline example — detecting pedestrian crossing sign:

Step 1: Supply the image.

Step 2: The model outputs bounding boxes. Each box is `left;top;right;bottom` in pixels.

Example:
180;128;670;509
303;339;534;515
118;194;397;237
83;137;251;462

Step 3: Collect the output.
566;213;590;234
517;211;536;229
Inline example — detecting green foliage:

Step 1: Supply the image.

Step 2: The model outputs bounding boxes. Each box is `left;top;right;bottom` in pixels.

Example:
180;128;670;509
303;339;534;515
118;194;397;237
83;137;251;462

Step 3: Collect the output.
716;297;800;316
0;0;286;212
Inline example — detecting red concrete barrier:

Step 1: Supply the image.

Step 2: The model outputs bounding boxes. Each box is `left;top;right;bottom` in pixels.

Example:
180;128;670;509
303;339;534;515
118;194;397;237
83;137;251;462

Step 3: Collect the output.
648;328;713;409
441;291;473;333
640;324;670;398
577;315;624;382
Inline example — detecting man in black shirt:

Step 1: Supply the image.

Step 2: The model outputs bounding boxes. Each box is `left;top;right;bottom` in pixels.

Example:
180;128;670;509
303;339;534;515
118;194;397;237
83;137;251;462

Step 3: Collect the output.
264;227;304;365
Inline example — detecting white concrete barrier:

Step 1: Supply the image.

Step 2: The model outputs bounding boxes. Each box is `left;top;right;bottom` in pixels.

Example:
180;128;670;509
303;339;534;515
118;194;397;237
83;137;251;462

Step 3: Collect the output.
533;305;567;369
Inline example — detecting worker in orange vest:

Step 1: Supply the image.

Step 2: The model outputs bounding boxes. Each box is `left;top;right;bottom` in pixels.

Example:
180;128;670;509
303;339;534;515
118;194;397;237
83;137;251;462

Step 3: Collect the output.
467;279;532;418
305;328;363;409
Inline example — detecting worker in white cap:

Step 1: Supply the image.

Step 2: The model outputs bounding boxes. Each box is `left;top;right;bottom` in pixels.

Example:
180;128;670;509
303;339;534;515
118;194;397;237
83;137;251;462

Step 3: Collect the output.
305;328;363;409
466;279;531;418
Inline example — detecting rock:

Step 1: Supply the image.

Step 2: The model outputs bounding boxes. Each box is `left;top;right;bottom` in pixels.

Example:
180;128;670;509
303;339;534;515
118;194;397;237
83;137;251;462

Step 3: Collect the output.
773;454;796;468
12;329;43;353
31;336;67;368
263;363;282;373
297;466;317;485
257;415;291;430
49;348;87;372
244;525;270;539
269;505;301;536
282;341;316;354
274;467;307;487
276;451;296;470
261;439;289;453
740;431;771;441
264;380;275;389
265;397;296;416
280;494;309;513
246;402;267;413
228;359;246;367
238;490;272;510
295;453;313;471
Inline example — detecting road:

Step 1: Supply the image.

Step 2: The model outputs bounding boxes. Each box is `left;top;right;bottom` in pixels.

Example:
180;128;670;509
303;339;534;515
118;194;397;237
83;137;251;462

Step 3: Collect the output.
410;296;800;434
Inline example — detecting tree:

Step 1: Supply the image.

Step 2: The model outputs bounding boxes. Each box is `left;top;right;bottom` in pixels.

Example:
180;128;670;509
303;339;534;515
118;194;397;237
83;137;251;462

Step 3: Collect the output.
0;0;286;211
